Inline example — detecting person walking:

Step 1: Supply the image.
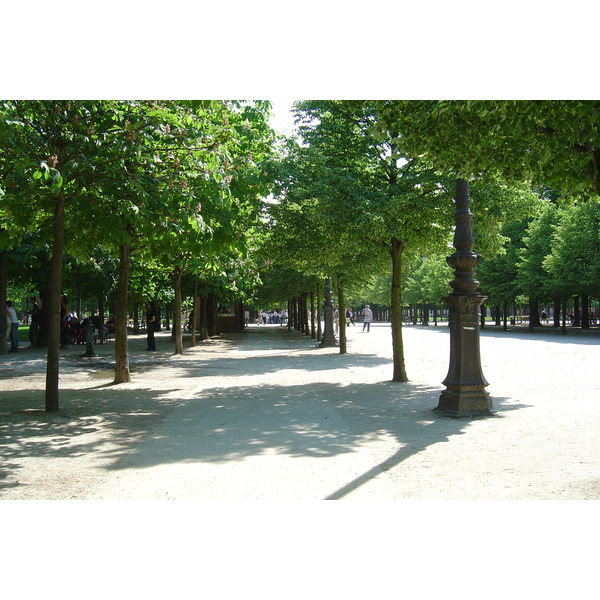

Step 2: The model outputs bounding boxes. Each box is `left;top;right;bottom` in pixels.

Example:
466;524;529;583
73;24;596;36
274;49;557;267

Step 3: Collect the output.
345;308;355;326
362;304;373;332
6;301;19;352
145;301;158;351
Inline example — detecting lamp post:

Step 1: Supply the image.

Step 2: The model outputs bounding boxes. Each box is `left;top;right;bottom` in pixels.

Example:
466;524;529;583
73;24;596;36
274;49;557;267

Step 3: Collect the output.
435;179;494;417
319;277;337;347
83;318;96;357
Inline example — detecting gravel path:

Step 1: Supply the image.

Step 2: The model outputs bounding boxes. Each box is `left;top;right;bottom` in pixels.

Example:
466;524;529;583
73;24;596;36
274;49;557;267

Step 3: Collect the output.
2;323;600;500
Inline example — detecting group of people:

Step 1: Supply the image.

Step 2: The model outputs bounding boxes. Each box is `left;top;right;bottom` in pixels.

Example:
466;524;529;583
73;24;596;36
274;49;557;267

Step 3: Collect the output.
567;311;598;325
257;310;288;325
4;295;120;354
254;305;374;331
59;296;115;349
5;294;161;354
5;296;40;353
7;297;375;354
334;305;373;332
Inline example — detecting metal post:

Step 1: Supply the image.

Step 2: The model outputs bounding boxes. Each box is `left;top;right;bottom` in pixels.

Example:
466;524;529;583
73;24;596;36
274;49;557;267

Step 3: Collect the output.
319;277;337;347
435;179;494;417
83;319;96;357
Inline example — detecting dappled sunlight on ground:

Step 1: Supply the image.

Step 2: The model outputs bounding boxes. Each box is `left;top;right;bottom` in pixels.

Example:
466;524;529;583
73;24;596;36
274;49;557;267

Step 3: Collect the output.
2;323;600;499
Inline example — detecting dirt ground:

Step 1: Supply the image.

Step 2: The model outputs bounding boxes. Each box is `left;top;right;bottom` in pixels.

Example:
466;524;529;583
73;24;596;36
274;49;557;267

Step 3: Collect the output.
0;330;238;499
2;322;600;501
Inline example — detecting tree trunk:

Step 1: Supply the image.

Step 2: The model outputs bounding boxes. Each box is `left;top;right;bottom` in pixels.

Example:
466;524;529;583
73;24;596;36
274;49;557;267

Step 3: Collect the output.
98;295;105;325
310;291;316;338
390;236;408;382
200;294;209;340
75;278;82;320
582;294;589;329
529;297;540;330
207;296;218;337
133;302;140;334
165;305;171;331
45;193;66;412
191;281;198;347
173;268;184;354
338;282;346;354
422;303;429;326
315;287;322;341
37;286;50;347
553;300;561;328
0;251;7;355
113;244;132;383
303;292;310;336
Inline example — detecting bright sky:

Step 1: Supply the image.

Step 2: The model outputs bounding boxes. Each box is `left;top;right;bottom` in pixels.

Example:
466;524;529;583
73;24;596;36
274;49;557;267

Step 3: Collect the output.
267;99;296;137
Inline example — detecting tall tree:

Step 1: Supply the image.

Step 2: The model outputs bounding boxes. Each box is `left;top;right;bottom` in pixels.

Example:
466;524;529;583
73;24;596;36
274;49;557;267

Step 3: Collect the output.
270;101;533;380
271;101;455;372
1;100;138;410
154;100;276;354
476;220;530;327
375;100;600;199
403;255;453;324
544;200;600;315
517;200;561;323
0;100;276;401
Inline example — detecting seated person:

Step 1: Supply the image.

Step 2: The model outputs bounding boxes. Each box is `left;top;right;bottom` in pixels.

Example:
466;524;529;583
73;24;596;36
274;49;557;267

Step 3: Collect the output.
67;315;80;343
105;314;115;334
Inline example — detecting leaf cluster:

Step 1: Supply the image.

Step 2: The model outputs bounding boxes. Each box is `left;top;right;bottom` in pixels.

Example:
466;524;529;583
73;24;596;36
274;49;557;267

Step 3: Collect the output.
375;100;600;199
1;100;277;303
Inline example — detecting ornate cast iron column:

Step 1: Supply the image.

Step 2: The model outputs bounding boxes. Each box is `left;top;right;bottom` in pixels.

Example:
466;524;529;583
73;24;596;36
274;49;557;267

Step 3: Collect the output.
435;179;494;417
319;277;337;347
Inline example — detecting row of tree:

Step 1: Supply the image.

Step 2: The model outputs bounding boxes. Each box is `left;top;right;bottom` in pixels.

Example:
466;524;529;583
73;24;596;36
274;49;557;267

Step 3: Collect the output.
3;99;600;410
257;100;600;382
364;189;600;329
1;100;275;411
258;101;539;381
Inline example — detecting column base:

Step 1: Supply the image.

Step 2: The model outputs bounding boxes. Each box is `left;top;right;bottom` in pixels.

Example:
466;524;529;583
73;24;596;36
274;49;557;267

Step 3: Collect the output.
435;387;495;418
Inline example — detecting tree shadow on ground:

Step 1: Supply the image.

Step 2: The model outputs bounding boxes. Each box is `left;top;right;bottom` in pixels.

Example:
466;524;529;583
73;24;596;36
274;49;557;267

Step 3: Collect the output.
169;350;393;381
0;385;185;495
97;376;528;499
0;325;530;499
